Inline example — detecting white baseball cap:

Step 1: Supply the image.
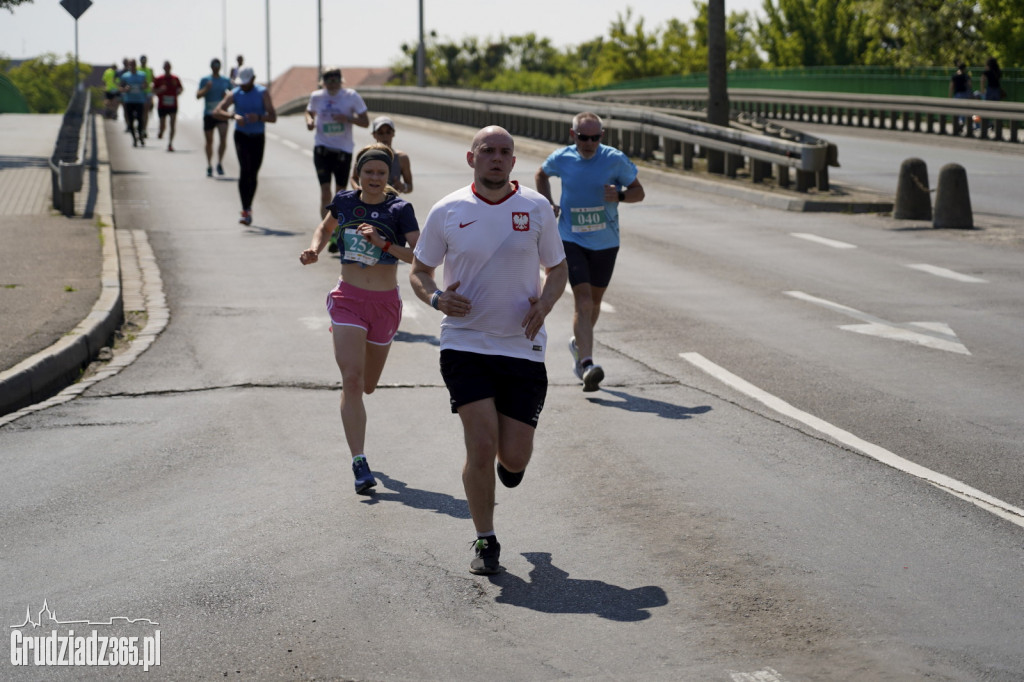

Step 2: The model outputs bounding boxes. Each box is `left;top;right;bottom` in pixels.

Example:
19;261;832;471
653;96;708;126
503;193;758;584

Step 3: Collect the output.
237;66;255;83
372;116;395;133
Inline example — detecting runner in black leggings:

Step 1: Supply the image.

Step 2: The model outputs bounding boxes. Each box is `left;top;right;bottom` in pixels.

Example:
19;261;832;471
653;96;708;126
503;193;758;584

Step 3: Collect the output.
213;65;277;225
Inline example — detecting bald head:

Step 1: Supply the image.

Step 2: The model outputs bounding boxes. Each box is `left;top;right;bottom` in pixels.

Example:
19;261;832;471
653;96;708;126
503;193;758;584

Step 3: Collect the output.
471;126;514;154
467;125;516;195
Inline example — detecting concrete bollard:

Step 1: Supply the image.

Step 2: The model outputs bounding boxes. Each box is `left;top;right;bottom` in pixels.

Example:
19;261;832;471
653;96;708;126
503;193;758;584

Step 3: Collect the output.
893;158;931;220
932;163;973;229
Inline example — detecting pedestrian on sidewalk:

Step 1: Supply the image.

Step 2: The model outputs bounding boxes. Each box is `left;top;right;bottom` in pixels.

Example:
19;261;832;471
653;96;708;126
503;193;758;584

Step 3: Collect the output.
213;65;277;226
196;58;232;177
152;61;183;152
410;126;567;575
534;111;644;392
299;144;420;495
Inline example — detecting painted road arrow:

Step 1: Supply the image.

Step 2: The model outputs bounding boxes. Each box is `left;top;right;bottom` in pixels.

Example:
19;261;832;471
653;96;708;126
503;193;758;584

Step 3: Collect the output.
785;291;970;355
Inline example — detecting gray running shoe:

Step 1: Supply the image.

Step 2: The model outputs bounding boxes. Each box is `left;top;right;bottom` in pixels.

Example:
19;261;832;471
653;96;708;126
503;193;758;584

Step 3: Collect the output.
582;363;604;392
569;337;582;380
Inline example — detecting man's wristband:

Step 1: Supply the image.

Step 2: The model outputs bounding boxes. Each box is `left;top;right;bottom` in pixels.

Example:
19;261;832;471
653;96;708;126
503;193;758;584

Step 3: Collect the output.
382;240;391;253
617;190;626;202
430;290;443;310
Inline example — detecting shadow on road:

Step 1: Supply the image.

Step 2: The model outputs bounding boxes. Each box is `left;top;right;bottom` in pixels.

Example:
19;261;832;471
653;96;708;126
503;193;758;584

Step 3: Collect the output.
586;388;712;420
488;552;668;622
361;472;471;519
393;330;440;346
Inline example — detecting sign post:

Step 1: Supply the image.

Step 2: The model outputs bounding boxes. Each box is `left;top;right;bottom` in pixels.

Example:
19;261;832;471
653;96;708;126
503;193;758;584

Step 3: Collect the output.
60;0;93;87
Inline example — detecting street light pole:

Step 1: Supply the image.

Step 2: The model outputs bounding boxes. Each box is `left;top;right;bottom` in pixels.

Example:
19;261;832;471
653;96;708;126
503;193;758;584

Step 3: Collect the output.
266;0;271;86
417;0;425;87
222;0;227;69
318;0;323;78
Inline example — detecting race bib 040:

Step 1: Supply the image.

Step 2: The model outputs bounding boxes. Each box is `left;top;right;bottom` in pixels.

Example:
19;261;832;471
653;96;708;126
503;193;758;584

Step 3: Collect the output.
570;206;608;233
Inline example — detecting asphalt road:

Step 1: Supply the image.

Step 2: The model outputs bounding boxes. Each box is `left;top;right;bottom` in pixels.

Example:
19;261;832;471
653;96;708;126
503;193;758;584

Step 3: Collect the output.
2;113;1022;681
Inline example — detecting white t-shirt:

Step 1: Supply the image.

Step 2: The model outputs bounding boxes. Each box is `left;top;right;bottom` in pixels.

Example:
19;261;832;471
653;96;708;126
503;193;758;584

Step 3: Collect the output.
306;88;367;152
415;181;566;361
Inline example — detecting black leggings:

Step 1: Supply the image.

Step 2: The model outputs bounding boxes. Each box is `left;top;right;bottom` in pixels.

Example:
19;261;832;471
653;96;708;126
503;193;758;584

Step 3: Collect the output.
124;102;144;139
234;131;265;211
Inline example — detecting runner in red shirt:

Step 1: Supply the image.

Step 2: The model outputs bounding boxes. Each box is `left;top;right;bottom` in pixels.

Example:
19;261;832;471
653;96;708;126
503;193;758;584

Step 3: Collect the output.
152;61;184;152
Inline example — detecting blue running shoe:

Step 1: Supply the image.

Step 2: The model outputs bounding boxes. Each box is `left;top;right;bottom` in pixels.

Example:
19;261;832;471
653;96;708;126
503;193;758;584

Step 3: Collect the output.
352;455;377;494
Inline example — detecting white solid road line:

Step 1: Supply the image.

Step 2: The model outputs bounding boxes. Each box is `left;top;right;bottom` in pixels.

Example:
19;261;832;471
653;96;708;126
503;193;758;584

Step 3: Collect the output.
680;352;1024;529
790;232;857;249
906;263;988;283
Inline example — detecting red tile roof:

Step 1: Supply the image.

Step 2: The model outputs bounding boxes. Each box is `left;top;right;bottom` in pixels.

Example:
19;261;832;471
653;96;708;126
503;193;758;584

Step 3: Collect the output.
268;66;394;110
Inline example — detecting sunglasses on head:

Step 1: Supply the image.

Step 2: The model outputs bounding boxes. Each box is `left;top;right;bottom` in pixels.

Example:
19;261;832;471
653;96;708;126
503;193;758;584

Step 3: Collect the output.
574;132;602;142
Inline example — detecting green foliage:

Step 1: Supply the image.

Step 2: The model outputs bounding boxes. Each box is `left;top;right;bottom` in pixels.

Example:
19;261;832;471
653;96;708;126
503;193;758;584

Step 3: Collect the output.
4;52;91;113
1;0;35;12
393;0;1021;93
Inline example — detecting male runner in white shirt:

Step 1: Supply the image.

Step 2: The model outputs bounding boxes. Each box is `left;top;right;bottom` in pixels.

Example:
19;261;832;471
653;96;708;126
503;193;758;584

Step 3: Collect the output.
410;126;568;575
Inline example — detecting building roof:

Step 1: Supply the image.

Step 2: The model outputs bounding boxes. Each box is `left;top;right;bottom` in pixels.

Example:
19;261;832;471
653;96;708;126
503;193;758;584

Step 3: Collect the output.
268;66;393;109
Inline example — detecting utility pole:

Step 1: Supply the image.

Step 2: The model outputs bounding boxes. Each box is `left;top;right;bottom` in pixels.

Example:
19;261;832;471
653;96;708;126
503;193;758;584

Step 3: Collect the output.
706;0;729;174
417;0;426;87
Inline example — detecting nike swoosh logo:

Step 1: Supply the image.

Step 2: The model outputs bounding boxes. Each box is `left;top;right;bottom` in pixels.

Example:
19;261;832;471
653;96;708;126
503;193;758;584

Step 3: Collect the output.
459;220;477;228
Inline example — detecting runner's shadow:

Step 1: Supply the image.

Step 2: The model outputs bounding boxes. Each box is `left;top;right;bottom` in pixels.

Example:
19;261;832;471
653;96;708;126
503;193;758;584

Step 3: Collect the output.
243;226;301;237
586;388;711;420
393;330;440;346
488;552;668;622
361;472;471;519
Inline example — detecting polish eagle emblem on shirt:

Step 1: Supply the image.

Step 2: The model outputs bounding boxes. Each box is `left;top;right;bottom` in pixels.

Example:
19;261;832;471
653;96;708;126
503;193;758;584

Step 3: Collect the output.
512;212;530;231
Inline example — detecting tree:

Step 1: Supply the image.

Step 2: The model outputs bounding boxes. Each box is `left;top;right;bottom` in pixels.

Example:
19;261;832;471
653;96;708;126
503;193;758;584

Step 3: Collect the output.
757;0;871;67
6;53;88;113
859;0;983;66
1;0;34;11
980;0;1024;66
593;9;668;82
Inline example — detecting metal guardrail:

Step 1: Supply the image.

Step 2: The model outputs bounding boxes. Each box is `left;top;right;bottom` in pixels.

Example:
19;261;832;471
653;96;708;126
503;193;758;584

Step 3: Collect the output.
49;84;92;216
279;86;835;191
574;88;1024;144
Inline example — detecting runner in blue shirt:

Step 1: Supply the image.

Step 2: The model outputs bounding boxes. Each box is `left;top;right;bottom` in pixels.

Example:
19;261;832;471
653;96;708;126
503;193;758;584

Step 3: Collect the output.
535;112;645;392
196;59;233;177
119;59;149;147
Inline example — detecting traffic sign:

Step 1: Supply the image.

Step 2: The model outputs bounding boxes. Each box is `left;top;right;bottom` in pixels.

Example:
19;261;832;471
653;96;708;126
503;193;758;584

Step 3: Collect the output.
60;0;92;20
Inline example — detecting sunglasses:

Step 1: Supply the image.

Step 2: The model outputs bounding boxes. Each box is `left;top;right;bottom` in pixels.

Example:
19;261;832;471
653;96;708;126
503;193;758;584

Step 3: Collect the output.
323;74;341;82
574;132;602;142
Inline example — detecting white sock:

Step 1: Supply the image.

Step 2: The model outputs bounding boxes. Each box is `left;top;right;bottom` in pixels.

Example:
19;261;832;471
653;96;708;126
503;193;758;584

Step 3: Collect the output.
476;531;495;539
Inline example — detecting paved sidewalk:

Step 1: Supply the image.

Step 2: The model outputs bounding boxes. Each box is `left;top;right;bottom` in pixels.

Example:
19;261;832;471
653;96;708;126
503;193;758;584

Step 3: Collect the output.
0;113;121;416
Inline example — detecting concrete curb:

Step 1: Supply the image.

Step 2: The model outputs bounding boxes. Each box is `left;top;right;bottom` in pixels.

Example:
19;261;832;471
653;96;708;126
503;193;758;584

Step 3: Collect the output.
0;115;122;418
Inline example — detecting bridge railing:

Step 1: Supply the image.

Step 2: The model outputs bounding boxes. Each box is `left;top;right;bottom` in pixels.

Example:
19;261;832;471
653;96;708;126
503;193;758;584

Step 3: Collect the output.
279;86;835;191
573;88;1024;144
49;84;92;216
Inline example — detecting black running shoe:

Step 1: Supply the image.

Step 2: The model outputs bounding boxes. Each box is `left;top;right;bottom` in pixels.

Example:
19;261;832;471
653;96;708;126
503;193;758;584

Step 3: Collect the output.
496;462;524;488
470;536;502;575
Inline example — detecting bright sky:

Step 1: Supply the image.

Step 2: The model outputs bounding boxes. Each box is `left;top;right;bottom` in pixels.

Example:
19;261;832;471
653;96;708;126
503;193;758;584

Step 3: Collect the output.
1;0;764;90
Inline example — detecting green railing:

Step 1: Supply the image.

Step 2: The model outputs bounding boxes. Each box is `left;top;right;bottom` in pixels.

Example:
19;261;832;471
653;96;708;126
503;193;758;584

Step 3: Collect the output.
600;66;1022;101
0;72;31;113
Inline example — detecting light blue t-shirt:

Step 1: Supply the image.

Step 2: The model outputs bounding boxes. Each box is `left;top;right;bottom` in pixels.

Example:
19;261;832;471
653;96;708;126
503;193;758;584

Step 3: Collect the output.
541;144;638;250
119;71;148;104
231;84;267;136
199;74;232;114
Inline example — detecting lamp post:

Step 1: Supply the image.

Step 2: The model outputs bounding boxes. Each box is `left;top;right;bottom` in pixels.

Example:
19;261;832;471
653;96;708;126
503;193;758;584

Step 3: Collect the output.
417;0;425;87
266;0;271;86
